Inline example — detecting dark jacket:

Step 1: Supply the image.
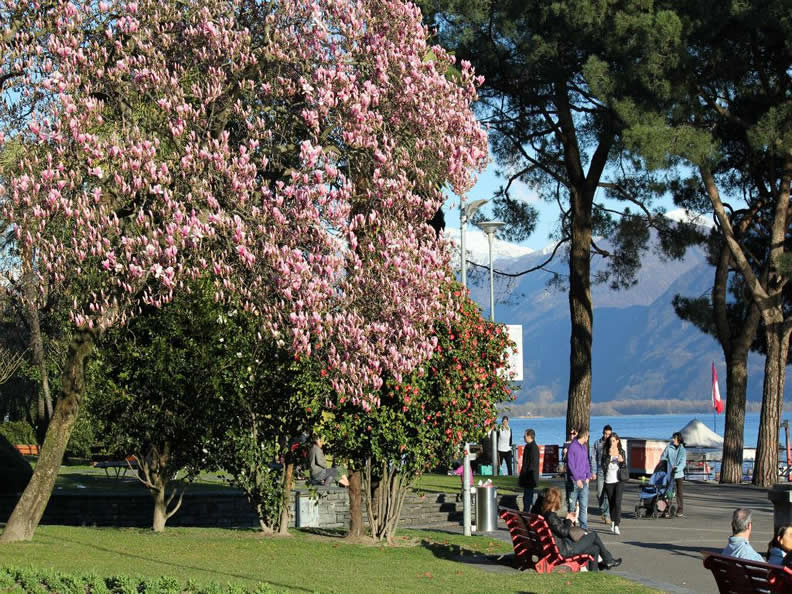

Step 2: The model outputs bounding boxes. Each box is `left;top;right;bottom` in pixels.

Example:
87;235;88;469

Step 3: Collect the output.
600;445;627;481
519;441;540;488
543;510;574;556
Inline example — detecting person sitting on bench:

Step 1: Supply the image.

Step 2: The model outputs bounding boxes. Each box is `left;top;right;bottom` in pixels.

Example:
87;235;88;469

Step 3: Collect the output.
722;508;764;561
309;435;349;487
540;486;621;572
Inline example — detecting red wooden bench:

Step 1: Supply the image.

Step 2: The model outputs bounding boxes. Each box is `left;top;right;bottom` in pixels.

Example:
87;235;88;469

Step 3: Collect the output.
15;444;39;456
703;551;792;593
498;506;593;573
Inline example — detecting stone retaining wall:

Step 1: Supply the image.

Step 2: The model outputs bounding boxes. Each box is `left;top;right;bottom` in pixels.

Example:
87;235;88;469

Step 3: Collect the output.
0;488;519;530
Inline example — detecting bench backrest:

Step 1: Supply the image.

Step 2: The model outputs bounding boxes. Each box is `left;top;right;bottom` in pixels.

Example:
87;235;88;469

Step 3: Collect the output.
15;444;39;456
499;508;562;562
703;552;792;594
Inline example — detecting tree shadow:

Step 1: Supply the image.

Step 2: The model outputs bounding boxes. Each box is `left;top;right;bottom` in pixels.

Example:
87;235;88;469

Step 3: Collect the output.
623;540;720;560
418;537;518;572
44;532;313;592
295;527;346;538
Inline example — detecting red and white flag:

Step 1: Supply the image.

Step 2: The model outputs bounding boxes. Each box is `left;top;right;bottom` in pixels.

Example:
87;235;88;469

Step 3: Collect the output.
712;361;724;414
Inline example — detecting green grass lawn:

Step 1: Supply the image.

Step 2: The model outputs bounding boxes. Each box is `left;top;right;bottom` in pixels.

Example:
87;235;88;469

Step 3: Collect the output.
53;465;232;493
413;473;550;495
51;466;532;498
0;525;658;593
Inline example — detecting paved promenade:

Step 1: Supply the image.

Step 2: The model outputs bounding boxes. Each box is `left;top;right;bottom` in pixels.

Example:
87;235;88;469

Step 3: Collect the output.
429;478;778;593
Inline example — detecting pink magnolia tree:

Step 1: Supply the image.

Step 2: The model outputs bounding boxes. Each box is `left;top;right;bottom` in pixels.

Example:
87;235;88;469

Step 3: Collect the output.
0;0;486;541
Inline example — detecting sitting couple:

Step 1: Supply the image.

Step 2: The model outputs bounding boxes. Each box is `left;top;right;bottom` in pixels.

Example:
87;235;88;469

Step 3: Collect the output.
534;487;622;572
722;507;792;568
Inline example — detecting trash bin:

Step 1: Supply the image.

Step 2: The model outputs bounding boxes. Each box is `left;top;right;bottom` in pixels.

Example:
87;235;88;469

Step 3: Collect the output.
476;484;498;532
768;484;792;531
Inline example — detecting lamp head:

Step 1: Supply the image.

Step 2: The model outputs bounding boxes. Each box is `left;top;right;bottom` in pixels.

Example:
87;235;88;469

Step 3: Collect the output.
462;199;488;220
475;220;506;236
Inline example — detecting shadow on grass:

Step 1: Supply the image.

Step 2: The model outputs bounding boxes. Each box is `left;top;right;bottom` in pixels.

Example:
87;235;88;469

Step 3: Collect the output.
623;541;720;560
295;527;347;538
418;538;517;574
43;531;313;592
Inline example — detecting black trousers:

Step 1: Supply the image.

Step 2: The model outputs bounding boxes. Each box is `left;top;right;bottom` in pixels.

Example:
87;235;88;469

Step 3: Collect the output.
498;450;513;475
568;531;614;571
675;478;684;513
604;481;624;526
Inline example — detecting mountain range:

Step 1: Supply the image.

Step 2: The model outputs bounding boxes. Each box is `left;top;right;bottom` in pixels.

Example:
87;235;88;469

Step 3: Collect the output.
447;216;792;416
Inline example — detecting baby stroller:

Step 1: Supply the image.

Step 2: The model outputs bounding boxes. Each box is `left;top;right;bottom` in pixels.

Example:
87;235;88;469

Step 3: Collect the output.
635;460;677;519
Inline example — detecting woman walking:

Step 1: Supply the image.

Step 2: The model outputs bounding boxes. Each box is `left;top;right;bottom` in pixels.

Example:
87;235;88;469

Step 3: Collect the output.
661;432;687;517
601;432;627;535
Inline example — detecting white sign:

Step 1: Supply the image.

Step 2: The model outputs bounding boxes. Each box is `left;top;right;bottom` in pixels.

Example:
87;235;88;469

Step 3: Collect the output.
505;324;523;382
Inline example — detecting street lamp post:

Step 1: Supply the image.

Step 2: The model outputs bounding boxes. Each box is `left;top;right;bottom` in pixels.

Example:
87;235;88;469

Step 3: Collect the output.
460;198;486;537
476;220;505;321
476;220;505;477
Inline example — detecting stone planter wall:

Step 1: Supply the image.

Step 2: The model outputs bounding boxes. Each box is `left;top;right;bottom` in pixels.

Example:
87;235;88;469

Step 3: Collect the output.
0;487;519;530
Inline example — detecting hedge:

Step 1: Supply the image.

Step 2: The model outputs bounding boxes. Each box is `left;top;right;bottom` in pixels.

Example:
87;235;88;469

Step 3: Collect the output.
0;421;37;447
0;567;280;594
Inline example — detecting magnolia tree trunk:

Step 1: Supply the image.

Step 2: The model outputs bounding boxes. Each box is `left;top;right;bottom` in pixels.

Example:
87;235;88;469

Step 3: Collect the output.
0;331;94;543
346;469;365;539
753;325;791;487
278;463;294;536
720;358;750;483
152;484;170;533
23;278;53;444
364;459;409;544
566;198;594;435
136;443;184;533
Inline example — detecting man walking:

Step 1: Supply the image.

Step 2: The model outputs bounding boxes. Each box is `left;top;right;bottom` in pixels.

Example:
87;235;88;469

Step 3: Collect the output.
497;416;513;475
519;429;540;512
566;427;594;531
593;424;612;524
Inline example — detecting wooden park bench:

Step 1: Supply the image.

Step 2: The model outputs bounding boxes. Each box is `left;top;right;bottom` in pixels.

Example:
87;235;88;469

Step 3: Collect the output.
703;551;792;593
498;507;593;574
15;444;39;456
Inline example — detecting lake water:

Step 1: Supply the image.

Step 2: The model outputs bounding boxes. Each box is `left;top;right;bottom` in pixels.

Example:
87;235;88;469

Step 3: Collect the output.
508;412;787;449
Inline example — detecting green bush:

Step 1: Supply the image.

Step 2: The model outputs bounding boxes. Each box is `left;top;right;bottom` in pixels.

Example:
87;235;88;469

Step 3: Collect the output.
0;421;37;446
0;567;280;594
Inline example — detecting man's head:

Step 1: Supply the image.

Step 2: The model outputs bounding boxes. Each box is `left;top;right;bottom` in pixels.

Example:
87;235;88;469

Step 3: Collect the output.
731;508;753;537
502;416;509;426
568;427;578;441
577;428;589;443
602;425;612;440
525;429;535;444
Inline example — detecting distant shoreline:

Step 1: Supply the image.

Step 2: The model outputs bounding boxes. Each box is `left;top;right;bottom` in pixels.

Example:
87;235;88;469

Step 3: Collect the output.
502;399;788;417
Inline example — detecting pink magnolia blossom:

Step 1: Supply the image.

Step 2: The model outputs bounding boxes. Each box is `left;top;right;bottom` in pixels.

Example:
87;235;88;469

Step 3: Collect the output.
0;0;487;400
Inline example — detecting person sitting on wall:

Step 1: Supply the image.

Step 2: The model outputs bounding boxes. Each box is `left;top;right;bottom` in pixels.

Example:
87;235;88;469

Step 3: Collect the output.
309;435;349;487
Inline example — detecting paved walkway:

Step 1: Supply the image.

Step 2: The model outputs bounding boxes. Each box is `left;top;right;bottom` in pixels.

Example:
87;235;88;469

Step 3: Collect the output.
423;478;778;593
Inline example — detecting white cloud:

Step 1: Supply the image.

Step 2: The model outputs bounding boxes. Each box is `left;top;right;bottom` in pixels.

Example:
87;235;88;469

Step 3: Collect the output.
505;179;540;204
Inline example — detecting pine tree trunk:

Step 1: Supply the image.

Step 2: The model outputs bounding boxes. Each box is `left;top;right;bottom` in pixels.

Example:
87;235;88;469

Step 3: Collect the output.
346;469;364;538
0;331;94;543
720;356;749;483
566;200;593;435
278;463;294;536
753;324;789;487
